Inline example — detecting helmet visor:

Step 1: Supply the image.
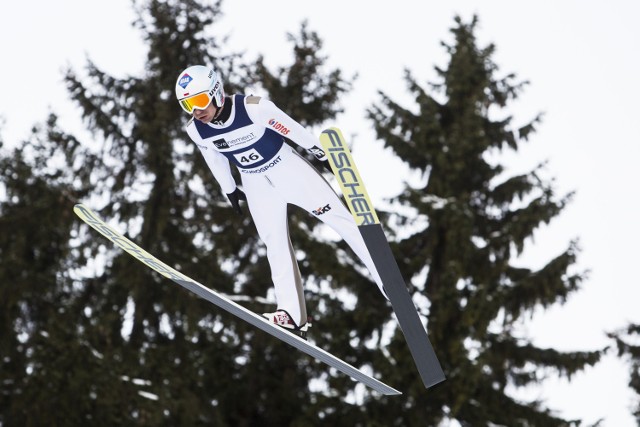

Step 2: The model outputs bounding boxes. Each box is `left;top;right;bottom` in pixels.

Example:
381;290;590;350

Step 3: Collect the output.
179;91;212;114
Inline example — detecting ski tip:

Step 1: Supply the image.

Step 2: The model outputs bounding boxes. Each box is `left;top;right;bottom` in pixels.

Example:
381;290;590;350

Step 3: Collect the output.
73;203;90;216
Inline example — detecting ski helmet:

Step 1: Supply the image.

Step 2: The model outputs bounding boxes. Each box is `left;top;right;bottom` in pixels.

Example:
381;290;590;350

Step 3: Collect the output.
175;65;225;114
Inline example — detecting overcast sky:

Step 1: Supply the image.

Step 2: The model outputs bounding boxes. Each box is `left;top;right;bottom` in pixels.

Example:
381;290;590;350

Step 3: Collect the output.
2;1;639;425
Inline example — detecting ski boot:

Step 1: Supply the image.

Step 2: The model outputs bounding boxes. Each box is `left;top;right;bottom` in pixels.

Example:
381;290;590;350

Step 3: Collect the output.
262;309;312;340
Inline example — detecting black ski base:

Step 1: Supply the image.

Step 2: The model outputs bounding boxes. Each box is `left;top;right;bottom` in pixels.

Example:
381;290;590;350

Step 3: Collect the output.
360;224;446;388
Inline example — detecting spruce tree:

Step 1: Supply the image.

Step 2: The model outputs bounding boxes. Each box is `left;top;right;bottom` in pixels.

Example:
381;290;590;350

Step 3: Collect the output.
361;15;602;426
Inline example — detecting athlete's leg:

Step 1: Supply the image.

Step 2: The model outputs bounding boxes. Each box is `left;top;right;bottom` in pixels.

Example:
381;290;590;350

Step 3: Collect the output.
241;174;308;324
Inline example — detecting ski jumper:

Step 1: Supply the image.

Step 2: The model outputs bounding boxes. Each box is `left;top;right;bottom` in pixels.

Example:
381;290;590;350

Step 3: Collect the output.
185;95;385;325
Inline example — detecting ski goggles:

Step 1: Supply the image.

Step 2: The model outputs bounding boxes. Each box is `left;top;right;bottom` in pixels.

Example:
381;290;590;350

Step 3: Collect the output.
178;91;212;114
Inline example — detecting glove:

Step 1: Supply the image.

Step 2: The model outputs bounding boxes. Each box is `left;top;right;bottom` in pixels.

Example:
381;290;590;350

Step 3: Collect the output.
308;145;327;162
308;145;333;174
226;188;247;215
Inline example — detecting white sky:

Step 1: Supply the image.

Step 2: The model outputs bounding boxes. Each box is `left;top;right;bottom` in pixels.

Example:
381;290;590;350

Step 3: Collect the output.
2;1;639;425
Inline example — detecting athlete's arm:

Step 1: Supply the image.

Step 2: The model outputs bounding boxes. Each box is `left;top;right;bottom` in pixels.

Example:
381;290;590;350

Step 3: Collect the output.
245;97;321;151
200;148;237;194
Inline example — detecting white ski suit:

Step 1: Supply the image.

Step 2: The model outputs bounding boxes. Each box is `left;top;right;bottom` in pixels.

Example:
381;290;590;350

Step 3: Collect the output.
185;94;384;325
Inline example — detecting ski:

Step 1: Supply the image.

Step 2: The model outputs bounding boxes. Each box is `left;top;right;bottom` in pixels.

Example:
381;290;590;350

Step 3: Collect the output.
320;127;446;388
73;204;400;396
